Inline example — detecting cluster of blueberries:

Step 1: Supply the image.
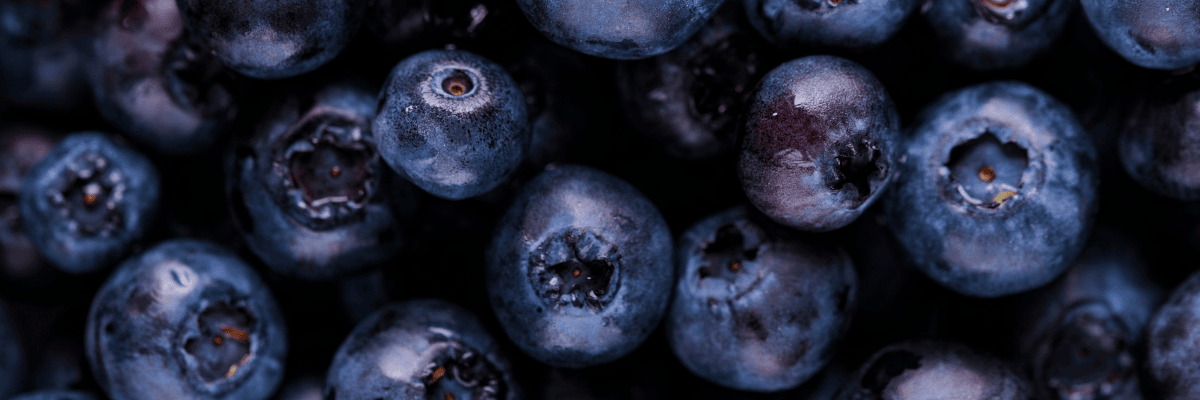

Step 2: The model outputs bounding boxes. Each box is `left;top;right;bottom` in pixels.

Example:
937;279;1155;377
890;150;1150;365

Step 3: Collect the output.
1;0;1200;399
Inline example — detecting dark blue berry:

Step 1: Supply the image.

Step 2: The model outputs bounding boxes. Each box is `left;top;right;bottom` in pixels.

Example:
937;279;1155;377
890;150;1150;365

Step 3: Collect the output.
1081;0;1200;70
85;239;287;400
667;205;856;392
617;4;773;160
19;132;160;274
486;165;673;368
1119;71;1200;200
0;0;94;113
885;81;1098;298
737;55;900;232
1144;264;1200;399
228;80;415;280
324;299;519;400
89;0;241;155
836;340;1033;399
374;49;529;200
744;0;918;52
176;0;367;79
504;40;594;169
1016;227;1163;400
923;0;1075;70
365;0;518;55
1;126;68;297
514;0;725;59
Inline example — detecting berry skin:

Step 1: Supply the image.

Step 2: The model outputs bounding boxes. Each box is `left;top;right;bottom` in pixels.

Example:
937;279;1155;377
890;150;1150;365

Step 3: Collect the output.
617;4;773;160
19;132;160;275
667;205;856;392
324;299;520;400
1080;0;1200;71
885;81;1098;298
1015;227;1163;400
89;0;241;156
374;49;530;200
737;55;900;232
0;302;22;400
836;340;1033;399
227;80;415;280
922;0;1075;71
486;165;673;368
514;0;725;59
1143;266;1200;399
744;0;918;52
176;0;367;79
84;239;287;400
1119;71;1200;200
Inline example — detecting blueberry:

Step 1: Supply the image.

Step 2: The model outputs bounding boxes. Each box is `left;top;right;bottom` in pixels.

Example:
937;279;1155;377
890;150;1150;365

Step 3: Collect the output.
667;205;856;392
89;0;242;155
0;302;23;399
0;0;94;113
324;299;519;400
0;125;66;296
835;340;1033;399
737;55;900;232
1015;227;1163;400
922;0;1075;71
503;40;594;169
1080;0;1200;71
374;49;530;200
885;81;1098;298
1118;71;1200;200
743;0;918;52
365;0;518;56
8;390;98;400
486;165;673;367
176;0;367;79
84;239;287;400
514;0;725;59
617;4;774;160
1142;264;1200;398
228;80;415;280
18;132;160;275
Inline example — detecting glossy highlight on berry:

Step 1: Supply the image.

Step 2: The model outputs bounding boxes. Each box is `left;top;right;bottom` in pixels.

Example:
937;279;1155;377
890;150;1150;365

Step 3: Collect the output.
737;55;900;232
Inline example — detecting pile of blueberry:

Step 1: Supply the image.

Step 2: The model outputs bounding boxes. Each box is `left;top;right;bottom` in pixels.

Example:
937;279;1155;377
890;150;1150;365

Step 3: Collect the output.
1;0;1199;399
